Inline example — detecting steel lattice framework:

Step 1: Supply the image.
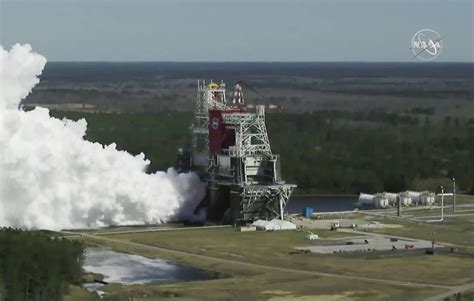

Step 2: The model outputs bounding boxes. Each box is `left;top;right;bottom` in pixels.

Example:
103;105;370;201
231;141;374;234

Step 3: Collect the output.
182;80;296;224
222;112;272;157
191;80;227;152
239;185;295;221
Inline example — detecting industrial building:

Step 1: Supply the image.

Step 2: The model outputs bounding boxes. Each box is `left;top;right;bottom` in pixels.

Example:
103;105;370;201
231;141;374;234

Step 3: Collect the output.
177;80;296;225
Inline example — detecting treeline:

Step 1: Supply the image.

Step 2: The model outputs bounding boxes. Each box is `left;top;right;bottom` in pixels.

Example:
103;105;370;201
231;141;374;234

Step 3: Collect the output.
49;110;474;194
0;229;84;301
267;110;474;193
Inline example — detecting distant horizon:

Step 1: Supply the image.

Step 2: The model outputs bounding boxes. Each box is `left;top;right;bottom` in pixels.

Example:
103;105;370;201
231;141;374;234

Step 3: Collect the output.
2;1;472;62
45;61;474;64
37;60;474;80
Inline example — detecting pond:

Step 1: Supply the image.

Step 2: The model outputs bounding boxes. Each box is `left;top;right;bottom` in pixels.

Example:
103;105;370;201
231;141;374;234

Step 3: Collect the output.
286;195;358;214
83;248;224;290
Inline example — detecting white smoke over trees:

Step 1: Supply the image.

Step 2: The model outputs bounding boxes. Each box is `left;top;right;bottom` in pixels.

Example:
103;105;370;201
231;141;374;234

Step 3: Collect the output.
0;44;205;230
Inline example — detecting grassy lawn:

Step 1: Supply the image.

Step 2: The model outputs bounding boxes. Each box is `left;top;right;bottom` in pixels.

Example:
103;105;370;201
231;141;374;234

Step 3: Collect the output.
371;215;474;248
72;217;474;300
454;194;474;205
84;227;474;286
64;285;98;301
397;207;474;218
442;289;474;301
97;273;446;301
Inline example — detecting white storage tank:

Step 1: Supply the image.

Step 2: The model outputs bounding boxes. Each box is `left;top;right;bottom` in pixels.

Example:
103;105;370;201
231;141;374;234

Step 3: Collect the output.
384;192;398;206
398;191;412;206
373;193;389;208
358;193;375;206
420;191;436;205
407;191;421;205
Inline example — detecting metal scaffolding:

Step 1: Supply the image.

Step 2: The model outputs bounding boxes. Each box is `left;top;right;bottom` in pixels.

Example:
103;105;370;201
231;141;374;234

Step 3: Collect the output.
239;185;295;220
191;80;227;152
222;110;272;157
181;80;296;224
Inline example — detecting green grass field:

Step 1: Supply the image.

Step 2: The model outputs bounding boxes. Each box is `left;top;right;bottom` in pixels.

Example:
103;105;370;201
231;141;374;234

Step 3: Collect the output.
368;196;474;248
453;194;474;205
98;273;445;301
371;215;474;248
64;285;98;301
73;223;474;301
82;225;474;286
442;289;474;301
66;205;474;300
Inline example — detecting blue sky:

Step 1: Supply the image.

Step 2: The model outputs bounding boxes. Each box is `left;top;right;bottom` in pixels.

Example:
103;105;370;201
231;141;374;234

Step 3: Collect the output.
1;0;472;62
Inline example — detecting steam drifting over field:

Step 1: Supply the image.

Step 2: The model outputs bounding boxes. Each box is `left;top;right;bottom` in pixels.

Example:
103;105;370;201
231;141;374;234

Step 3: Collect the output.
0;44;205;230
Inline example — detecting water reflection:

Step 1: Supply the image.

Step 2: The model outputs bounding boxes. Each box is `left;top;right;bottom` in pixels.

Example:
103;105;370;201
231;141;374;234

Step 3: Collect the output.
286;195;357;214
83;248;223;286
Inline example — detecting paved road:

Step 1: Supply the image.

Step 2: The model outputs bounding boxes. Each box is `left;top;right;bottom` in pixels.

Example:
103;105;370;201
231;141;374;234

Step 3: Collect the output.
59;225;231;238
296;229;441;254
340;228;442;245
423;283;474;301
90;224;230;236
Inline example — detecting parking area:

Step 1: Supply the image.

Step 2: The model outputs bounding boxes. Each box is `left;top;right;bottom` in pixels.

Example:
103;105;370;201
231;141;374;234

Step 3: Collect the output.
295;231;443;254
291;217;403;230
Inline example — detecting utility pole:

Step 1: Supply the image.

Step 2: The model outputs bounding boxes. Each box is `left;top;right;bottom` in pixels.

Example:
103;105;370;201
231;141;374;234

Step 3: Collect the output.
441;186;444;221
397;196;401;217
452;177;456;213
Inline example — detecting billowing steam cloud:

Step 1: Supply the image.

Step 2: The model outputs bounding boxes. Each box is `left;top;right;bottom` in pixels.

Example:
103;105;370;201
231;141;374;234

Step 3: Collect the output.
0;44;205;230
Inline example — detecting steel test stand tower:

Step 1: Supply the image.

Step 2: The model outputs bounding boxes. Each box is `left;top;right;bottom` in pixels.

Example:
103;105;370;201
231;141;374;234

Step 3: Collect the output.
177;80;296;224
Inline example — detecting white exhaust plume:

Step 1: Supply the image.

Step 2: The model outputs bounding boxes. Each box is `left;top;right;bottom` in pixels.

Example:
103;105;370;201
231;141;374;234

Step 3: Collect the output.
0;44;205;230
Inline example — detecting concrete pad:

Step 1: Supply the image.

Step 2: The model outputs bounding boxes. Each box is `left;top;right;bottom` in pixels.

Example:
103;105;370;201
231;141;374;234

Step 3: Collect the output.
292;218;402;230
295;234;442;254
